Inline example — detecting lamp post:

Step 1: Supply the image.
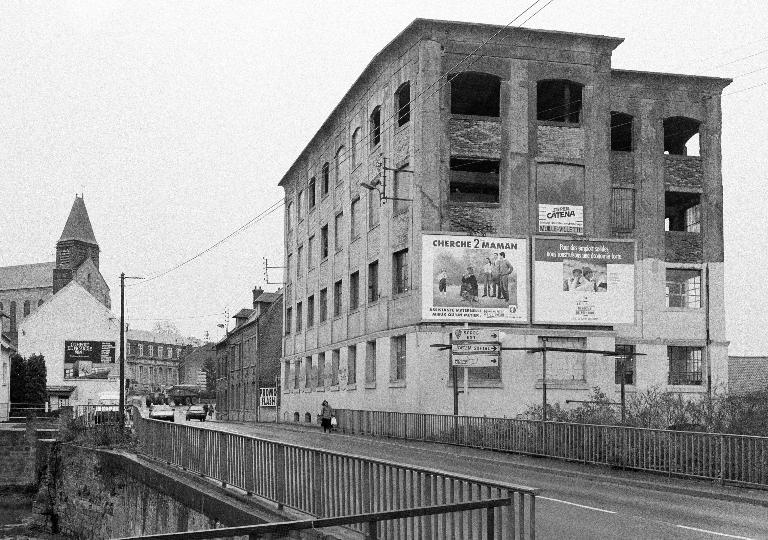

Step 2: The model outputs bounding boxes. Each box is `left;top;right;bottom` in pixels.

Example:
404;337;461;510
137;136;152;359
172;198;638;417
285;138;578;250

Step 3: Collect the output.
120;273;144;427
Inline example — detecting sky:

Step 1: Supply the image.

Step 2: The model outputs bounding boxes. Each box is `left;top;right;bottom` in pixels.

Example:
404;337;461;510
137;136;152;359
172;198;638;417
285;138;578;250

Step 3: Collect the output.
1;1;766;353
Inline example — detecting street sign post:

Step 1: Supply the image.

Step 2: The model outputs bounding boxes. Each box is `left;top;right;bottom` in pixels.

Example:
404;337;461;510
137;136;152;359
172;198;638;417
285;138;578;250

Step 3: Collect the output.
451;343;501;354
451;354;499;367
450;328;500;342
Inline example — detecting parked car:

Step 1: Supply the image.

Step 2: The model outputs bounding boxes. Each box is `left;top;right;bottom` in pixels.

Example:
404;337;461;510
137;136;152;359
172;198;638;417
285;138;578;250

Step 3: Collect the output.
149;404;174;422
185;405;206;422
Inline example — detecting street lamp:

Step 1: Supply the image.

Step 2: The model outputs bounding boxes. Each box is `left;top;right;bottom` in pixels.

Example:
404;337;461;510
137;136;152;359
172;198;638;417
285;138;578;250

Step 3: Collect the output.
120;273;144;427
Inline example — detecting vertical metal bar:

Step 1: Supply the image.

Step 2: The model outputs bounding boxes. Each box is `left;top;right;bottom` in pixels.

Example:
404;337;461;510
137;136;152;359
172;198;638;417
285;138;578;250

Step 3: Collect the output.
486;506;495;540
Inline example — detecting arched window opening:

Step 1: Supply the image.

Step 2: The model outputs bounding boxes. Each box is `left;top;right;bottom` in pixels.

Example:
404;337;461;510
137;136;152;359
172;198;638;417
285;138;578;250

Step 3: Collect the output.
9;301;16;332
308;177;316;209
321;162;330;195
664;116;700;156
293;411;300;422
537;79;583;123
611;112;633;151
305;412;312;423
23;300;30;317
351;128;361;167
395;82;410;126
450;72;500;117
370;106;381;148
334;146;345;184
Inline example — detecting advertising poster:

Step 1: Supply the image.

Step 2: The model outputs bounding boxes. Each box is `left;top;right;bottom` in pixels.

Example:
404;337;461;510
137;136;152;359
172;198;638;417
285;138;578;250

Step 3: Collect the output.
533;238;635;324
64;340;116;364
538;204;584;234
422;234;528;323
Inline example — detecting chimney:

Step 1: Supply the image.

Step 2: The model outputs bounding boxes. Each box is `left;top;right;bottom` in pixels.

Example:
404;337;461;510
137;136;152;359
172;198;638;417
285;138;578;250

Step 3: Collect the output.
252;287;264;308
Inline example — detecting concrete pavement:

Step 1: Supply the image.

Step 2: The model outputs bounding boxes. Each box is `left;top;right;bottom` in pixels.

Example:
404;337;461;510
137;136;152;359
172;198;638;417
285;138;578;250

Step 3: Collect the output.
191;418;768;540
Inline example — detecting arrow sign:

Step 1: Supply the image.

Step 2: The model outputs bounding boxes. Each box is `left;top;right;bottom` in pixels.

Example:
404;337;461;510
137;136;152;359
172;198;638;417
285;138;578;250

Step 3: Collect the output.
452;343;501;354
452;354;499;367
451;328;500;342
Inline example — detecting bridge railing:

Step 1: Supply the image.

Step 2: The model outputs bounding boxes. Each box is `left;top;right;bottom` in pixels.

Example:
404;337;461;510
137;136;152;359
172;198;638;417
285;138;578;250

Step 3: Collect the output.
133;411;537;539
331;409;768;488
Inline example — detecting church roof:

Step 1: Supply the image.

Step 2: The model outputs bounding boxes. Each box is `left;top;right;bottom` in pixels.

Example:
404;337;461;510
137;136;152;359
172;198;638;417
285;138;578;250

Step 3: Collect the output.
58;195;98;245
0;262;55;291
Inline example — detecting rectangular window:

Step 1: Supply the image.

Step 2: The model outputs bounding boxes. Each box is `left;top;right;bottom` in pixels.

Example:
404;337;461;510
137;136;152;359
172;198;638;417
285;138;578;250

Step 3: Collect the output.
149;345;154;357
308;236;315;269
368;188;379;229
321;163;330;195
391;335;406;382
392;167;411;215
668;346;703;385
287;253;293;283
539;337;586;382
331;349;340;386
308;177;316;209
296;302;303;331
614;344;635;385
347;345;357;385
286;201;293;232
393;249;409;295
294;358;301;389
317;352;326;387
350;197;361;240
307;295;315;327
285;307;292;334
349;271;360;310
334;280;342;317
666;269;702;308
319;288;328;322
297;190;304;220
334;212;344;252
450;159;500;203
365;340;377;384
138;343;144;356
368;261;379;303
665;191;701;232
284;361;290;389
320;225;329;259
305;356;313;388
297;244;304;275
611;187;635;233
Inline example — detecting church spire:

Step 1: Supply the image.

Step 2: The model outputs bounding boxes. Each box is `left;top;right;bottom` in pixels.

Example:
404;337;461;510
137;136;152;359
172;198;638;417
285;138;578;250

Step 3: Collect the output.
58;195;98;245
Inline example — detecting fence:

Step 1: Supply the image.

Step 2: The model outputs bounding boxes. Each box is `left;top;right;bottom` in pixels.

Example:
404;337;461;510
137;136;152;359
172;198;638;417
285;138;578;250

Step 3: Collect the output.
331;409;768;488
133;410;537;539
60;405;126;446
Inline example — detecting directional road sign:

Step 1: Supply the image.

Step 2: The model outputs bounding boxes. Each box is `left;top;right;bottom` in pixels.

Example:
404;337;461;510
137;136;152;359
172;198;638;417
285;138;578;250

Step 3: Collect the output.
452;354;499;367
451;328;501;342
451;343;501;354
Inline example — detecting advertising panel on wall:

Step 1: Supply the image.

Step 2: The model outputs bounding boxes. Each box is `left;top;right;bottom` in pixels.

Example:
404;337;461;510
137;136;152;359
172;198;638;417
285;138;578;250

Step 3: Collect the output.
533;237;635;325
538;204;583;234
422;234;528;322
64;341;116;364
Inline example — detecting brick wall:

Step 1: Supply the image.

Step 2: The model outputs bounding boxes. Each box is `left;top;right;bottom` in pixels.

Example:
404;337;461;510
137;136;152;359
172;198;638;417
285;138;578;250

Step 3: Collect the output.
537;125;584;159
665;232;703;263
0;427;36;487
446;203;499;235
664;155;703;188
449;118;501;159
610;151;634;185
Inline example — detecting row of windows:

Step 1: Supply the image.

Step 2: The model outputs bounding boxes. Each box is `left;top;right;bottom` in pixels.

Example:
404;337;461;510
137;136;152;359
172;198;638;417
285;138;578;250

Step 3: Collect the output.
284;336;406;391
127;342;182;359
133;364;178;385
285;250;408;334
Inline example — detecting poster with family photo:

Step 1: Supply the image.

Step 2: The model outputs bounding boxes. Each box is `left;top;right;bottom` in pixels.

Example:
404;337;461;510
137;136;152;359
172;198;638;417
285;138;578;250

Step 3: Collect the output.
533;237;635;324
421;234;528;323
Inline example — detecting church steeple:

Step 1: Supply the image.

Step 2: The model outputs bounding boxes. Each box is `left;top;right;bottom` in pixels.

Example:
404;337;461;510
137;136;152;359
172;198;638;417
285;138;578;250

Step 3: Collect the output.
53;195;101;294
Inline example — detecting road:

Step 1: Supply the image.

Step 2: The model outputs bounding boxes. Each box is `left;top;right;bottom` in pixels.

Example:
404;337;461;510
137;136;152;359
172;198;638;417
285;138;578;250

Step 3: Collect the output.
180;418;768;539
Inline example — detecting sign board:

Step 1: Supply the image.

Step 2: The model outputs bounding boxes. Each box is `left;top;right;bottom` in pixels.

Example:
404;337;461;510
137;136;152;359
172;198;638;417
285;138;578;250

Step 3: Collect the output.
260;387;278;407
450;328;500;342
538;204;584;234
452;354;499;368
65;341;116;364
422;235;528;323
533;238;635;324
452;343;501;354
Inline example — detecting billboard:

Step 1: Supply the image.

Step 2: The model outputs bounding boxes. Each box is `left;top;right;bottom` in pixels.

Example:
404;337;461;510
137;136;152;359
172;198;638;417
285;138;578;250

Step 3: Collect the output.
64;341;116;364
422;234;528;322
538;204;583;234
533;238;635;324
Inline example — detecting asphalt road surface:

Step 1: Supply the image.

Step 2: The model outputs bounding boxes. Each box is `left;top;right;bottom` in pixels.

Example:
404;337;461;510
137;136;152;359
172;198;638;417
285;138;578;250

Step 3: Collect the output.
193;419;768;540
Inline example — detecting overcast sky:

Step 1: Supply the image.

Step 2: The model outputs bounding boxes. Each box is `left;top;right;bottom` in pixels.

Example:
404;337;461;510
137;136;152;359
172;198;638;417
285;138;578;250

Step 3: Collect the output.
1;1;766;353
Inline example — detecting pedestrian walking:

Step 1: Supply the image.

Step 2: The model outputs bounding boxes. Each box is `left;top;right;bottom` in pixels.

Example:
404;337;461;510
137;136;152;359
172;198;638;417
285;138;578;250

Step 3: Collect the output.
320;400;333;433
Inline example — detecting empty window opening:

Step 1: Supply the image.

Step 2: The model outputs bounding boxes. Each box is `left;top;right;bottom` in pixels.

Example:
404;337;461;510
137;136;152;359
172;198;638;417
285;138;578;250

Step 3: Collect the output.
395;82;410;126
449;158;500;203
611;112;633;151
370;106;381;147
537;79;583;123
663;116;700;156
351;128;361;167
665;191;701;232
450;72;500;117
308;177;316;209
321;162;330;195
666;268;701;309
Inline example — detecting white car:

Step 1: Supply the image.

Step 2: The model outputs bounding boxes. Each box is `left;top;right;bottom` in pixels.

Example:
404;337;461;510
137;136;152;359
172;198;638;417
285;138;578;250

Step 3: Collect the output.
149;404;174;422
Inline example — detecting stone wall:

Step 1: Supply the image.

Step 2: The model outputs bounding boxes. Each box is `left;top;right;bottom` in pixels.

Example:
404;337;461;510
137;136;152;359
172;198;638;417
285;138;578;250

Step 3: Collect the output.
610;151;634;185
449;117;501;158
537;125;584;159
664;155;703;188
0;426;37;487
665;231;703;263
446;203;499;235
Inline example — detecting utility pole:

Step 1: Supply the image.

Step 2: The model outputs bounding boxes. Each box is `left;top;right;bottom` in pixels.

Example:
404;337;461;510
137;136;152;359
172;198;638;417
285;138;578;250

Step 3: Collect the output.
119;273;144;428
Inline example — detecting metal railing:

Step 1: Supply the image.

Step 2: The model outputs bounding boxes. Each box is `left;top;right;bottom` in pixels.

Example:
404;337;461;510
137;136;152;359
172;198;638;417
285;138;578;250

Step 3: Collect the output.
133;411;536;539
331;409;768;488
116;497;514;539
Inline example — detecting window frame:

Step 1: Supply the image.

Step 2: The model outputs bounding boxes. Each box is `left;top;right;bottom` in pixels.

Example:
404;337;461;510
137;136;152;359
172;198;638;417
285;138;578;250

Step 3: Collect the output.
390;335;407;382
392;249;409;295
349;271;360;310
333;279;343;318
367;260;379;303
395;81;411;126
665;268;702;309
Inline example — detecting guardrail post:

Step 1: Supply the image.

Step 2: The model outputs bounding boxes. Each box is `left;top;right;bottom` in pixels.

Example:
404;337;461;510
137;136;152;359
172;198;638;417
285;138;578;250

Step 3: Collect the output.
365;520;379;540
486;505;495;540
219;432;228;488
312;452;323;516
719;434;726;485
275;445;286;510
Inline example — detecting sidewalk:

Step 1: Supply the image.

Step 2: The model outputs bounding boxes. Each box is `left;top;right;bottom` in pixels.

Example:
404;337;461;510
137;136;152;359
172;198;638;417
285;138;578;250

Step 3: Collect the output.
209;418;768;509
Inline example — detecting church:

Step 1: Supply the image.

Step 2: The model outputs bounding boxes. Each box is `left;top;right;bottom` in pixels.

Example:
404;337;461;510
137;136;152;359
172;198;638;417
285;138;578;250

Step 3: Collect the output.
0;195;111;347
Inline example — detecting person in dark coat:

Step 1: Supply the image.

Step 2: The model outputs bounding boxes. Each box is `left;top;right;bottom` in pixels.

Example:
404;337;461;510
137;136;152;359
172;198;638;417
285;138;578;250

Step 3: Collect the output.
460;266;479;303
320;400;333;433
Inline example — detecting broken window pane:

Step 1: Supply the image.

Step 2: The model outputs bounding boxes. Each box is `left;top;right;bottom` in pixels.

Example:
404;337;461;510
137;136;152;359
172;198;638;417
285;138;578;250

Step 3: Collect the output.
450;72;501;117
449;158;499;203
537;79;583;123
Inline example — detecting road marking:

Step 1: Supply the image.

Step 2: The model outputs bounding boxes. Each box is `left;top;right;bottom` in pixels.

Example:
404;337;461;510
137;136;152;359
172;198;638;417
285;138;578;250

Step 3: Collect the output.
676;525;754;539
538;495;616;514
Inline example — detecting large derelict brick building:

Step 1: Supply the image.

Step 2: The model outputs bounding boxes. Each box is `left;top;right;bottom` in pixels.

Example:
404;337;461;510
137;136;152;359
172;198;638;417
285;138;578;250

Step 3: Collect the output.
278;19;730;419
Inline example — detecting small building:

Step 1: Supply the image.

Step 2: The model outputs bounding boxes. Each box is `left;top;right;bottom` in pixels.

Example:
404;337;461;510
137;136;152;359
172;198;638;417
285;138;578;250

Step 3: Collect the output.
125;330;199;394
1;333;13;421
18;280;120;409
